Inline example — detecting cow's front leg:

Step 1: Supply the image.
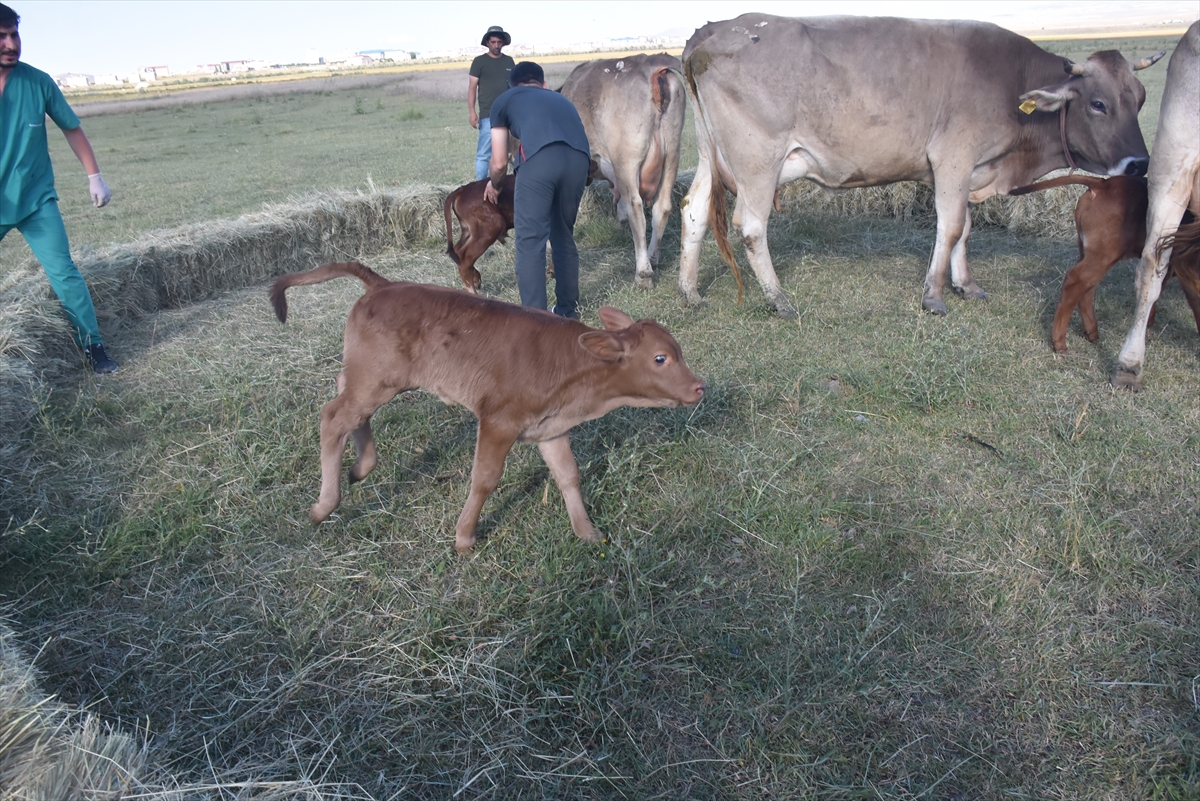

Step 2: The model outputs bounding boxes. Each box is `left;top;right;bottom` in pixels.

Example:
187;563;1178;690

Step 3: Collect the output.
455;421;518;552
537;434;600;542
678;152;713;308
949;207;986;300
733;187;798;317
923;175;971;314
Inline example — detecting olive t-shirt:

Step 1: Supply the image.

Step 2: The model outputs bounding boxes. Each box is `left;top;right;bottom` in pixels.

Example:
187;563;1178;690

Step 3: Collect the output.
469;53;515;118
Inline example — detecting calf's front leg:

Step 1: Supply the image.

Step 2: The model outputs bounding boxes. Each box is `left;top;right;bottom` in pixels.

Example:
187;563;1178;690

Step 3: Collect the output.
538;434;600;542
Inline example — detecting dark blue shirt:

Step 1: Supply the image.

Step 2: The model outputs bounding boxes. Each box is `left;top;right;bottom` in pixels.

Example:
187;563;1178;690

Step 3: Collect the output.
489;85;589;169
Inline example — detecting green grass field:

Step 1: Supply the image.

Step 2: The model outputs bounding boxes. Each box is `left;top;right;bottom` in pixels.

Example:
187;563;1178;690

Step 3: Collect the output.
1;37;1197;800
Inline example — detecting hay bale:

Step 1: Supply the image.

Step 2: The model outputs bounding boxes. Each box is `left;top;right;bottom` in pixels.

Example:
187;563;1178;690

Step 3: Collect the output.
0;186;451;446
0;620;147;798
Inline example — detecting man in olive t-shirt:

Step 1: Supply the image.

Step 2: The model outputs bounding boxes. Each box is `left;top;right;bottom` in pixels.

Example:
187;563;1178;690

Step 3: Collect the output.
467;25;514;180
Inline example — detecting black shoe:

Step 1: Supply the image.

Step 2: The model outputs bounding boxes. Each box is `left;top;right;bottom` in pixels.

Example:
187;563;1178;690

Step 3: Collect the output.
85;344;119;374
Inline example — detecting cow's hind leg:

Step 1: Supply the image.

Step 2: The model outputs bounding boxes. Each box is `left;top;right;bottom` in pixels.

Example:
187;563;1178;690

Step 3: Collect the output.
455;421;519;552
348;419;377;483
311;372;396;524
538;435;599;542
733;180;797;317
678;145;713;307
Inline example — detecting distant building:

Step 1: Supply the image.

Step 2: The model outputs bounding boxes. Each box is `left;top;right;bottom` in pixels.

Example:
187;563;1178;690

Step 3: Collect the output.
93;73;125;86
138;65;169;80
54;73;93;88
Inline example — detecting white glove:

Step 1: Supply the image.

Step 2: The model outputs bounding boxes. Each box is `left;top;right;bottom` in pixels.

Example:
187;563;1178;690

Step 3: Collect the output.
88;173;111;208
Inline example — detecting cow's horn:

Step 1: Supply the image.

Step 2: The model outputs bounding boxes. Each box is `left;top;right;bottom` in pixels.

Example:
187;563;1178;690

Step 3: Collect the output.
1064;58;1088;76
1132;51;1166;70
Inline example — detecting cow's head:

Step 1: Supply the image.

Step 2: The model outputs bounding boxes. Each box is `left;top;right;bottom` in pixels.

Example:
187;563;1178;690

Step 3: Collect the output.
1019;49;1165;177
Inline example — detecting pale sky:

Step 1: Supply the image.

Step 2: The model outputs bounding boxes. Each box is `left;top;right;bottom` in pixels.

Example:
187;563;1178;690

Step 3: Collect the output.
11;0;1200;77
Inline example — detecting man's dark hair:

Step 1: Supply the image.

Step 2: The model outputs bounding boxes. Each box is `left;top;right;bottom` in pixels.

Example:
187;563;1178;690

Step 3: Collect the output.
509;61;544;87
0;3;19;28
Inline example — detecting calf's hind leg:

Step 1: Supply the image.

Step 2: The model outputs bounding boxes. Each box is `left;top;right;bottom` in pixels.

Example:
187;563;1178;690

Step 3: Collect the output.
310;373;396;525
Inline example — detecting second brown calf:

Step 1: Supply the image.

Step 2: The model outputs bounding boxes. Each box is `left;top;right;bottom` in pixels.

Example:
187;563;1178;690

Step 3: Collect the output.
443;174;517;293
1010;175;1200;352
269;261;706;552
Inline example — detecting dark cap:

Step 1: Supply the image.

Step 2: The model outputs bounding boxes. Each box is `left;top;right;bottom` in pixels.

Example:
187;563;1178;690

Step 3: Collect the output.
509;61;544;87
481;26;511;47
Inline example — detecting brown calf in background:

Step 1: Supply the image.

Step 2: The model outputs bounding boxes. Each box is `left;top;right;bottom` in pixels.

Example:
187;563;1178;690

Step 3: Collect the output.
443;174;516;293
1010;175;1200;352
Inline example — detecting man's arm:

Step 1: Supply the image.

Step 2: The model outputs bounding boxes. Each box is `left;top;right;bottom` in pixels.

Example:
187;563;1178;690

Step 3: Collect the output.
483;126;510;204
62;125;111;207
468;75;480;129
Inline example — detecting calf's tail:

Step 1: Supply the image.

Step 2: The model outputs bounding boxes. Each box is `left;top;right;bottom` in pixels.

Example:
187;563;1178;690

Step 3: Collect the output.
444;190;462;266
1008;175;1107;196
1157;213;1200;263
269;261;391;323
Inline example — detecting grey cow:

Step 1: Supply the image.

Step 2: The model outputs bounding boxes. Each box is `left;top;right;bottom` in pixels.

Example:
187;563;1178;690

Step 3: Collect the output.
1115;21;1200;390
561;53;686;289
678;14;1164;317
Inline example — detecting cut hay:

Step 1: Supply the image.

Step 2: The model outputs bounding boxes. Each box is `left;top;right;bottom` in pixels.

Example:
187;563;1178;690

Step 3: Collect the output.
0;618;146;799
0;185;452;447
0;173;1083;448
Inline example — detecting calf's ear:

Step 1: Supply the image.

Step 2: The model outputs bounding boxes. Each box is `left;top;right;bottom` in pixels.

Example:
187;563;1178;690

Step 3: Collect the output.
597;306;635;330
579;331;628;362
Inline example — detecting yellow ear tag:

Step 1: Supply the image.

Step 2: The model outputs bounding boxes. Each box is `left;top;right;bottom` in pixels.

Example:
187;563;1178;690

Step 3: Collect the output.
1019;99;1037;115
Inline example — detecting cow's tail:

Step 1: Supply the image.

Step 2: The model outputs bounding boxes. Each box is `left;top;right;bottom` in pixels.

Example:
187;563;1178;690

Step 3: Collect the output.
1156;212;1200;263
1008;175;1107;196
444;189;462;266
270;261;391;323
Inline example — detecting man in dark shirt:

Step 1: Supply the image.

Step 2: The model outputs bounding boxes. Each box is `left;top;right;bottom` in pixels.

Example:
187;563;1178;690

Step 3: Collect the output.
467;26;514;181
485;61;590;318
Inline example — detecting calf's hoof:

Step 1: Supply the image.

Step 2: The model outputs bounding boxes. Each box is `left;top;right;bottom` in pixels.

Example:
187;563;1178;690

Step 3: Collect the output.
1112;365;1144;391
309;503;335;526
454;534;477;554
922;296;949;316
953;282;988;301
1051;339;1068;353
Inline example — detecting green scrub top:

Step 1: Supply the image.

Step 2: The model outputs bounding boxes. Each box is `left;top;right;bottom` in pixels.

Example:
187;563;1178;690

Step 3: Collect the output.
0;62;81;226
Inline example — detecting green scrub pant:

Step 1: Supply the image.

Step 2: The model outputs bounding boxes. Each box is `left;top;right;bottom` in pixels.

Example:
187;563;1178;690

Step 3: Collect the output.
1;199;102;348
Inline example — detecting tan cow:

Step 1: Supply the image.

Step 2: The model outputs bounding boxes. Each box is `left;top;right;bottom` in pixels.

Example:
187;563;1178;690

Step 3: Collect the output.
561;53;686;289
678;14;1164;317
1115;21;1200;389
269;261;706;551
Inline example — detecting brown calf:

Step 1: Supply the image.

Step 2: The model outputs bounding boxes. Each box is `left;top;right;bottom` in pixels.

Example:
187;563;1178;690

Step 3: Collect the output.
269;261;706;551
1010;175;1200;352
443;174;516;293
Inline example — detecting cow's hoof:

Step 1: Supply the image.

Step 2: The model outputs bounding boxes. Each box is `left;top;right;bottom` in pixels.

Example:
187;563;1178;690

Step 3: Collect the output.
634;272;655;291
680;289;708;309
1112;365;1144;391
454;535;478;553
771;294;799;319
309;504;333;526
922;297;949;316
953;282;987;301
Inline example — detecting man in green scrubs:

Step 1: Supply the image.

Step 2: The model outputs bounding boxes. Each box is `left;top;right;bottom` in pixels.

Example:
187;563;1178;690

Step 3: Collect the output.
0;2;117;373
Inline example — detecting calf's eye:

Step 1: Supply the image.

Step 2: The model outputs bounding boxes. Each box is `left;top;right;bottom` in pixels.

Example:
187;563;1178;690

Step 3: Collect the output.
654;354;667;365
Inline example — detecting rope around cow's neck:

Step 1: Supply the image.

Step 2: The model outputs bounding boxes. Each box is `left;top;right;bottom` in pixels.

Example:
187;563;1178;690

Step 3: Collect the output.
1060;104;1077;175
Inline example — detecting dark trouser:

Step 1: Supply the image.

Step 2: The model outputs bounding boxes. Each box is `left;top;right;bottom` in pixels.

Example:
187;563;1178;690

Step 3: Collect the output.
513;143;589;317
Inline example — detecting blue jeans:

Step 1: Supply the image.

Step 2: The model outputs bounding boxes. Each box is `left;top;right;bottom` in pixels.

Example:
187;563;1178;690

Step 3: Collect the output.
475;117;492;181
0;200;102;348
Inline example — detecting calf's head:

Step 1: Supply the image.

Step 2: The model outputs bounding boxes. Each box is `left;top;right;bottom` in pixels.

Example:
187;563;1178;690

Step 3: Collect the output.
1020;49;1164;177
579;307;706;407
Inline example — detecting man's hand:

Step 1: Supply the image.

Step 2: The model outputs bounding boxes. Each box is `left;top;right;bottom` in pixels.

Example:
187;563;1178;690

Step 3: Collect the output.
483;180;499;205
469;110;479;129
88;173;111;207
